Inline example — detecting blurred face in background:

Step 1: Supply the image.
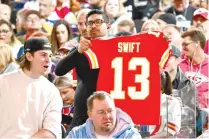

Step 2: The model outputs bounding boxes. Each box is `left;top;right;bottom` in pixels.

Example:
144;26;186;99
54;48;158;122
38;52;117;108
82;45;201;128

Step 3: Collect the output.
193;15;209;39
77;12;88;37
193;15;208;26
105;0;120;19
58;86;75;105
25;14;42;30
200;0;208;9
118;25;131;33
0;23;12;43
173;0;187;12
56;24;69;46
39;0;54;18
0;5;11;22
162;26;182;50
190;0;201;8
141;22;160;32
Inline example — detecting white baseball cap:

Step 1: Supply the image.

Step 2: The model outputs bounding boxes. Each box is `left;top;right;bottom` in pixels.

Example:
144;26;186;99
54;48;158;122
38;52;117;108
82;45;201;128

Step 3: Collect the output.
193;8;209;20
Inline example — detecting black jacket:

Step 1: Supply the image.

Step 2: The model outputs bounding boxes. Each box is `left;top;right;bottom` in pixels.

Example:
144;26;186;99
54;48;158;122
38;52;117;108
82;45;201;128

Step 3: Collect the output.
55;47;99;134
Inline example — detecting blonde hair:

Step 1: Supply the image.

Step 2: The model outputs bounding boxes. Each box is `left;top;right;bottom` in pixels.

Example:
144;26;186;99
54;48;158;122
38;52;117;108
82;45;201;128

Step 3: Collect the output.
141;19;160;32
54;73;73;88
0;43;15;69
118;19;135;33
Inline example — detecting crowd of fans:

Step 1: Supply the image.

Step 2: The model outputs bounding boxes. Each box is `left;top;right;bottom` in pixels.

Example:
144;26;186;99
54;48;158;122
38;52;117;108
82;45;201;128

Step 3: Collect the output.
0;0;208;138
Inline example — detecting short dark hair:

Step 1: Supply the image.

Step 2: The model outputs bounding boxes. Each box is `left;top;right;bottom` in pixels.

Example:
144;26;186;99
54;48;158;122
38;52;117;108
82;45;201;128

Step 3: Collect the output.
86;9;109;23
181;28;206;50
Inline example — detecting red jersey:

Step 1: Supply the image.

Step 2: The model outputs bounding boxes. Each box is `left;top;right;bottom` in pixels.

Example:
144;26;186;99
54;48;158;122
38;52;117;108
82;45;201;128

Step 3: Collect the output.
84;32;171;125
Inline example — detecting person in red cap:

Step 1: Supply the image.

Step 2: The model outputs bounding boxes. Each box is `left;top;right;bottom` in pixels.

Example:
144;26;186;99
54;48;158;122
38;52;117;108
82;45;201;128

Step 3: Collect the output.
193;8;209;54
193;8;209;27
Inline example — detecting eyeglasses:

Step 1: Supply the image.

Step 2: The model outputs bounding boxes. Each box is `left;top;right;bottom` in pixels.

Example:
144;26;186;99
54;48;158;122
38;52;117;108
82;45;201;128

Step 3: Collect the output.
182;41;194;47
85;19;106;28
0;29;10;34
26;18;40;23
96;109;115;116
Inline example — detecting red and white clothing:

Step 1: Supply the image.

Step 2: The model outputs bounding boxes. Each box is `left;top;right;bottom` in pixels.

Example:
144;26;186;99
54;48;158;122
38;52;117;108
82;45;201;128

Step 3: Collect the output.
179;55;209;108
84;32;171;125
47;1;77;25
149;94;182;136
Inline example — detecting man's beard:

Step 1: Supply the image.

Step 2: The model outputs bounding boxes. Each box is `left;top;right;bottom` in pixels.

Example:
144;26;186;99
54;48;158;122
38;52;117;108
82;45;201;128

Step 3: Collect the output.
100;124;114;133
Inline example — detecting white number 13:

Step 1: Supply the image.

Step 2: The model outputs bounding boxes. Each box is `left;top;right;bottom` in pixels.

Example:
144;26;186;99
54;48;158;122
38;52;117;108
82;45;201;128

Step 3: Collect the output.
111;57;150;100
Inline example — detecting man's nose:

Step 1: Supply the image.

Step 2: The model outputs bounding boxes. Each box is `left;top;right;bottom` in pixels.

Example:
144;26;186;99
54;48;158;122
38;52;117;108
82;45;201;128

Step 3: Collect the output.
91;23;96;28
45;55;51;63
61;94;66;100
103;111;111;118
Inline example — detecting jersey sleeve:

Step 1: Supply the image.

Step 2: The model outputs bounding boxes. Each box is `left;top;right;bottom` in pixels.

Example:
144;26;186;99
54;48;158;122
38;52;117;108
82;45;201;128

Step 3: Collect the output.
83;48;99;69
55;48;79;76
159;43;172;69
167;98;182;135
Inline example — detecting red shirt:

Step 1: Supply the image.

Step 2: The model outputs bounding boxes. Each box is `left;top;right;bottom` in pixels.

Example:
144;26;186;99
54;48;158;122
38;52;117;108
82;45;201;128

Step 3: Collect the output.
84;32;171;125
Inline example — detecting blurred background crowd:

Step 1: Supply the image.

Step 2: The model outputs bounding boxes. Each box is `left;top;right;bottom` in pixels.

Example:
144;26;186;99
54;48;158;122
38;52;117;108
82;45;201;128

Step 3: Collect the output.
0;0;208;138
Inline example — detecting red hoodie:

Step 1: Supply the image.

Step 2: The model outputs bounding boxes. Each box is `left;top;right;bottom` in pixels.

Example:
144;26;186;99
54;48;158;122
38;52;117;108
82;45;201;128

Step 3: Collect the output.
179;55;209;108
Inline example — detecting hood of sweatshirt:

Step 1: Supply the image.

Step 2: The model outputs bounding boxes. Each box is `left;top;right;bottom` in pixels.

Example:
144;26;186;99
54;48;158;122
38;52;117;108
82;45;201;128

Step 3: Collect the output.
85;108;135;138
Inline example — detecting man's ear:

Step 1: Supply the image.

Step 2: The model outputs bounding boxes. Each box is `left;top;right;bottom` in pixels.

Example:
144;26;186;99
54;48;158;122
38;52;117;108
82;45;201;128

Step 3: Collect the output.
87;110;92;120
26;52;33;61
